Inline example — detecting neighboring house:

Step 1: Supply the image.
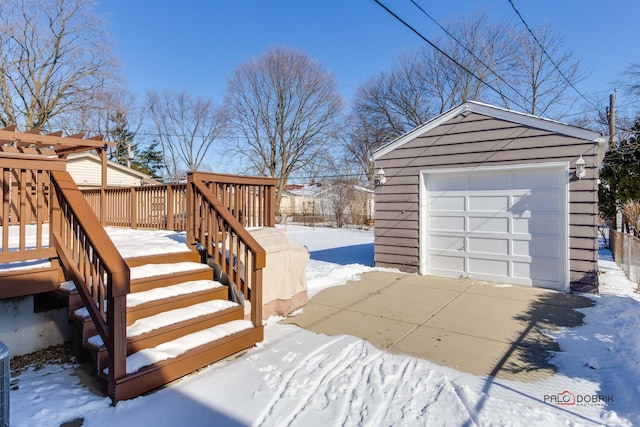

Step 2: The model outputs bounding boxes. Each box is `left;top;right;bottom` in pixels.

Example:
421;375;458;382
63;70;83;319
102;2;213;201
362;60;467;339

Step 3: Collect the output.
314;183;374;226
280;182;374;226
279;183;323;217
66;152;160;188
372;101;606;293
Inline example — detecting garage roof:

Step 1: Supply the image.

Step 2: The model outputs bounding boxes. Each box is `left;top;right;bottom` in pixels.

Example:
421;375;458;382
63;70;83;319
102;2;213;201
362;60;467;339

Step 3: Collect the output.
373;101;605;160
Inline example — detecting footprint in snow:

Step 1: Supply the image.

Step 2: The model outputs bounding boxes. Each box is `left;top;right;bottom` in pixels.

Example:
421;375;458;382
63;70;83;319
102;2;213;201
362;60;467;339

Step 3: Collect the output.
263;370;282;391
282;352;298;363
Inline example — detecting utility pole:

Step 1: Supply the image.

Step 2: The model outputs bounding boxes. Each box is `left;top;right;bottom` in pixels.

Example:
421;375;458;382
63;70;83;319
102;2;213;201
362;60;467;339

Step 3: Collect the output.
608;90;617;149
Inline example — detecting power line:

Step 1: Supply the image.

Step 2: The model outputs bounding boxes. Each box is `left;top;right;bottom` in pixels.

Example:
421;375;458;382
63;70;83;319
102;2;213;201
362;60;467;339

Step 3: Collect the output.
506;0;596;109
371;0;528;112
407;0;530;105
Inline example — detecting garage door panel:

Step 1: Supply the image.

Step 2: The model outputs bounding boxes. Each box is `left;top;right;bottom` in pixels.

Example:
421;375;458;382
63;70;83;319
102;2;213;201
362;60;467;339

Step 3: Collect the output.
429;196;465;211
468;258;509;277
430;175;466;191
469;217;509;233
512;193;562;213
430;216;465;232
469;173;510;191
423;165;566;290
430;254;465;272
513;172;562;189
468;196;509;211
429;235;465;251
512;216;562;235
514;259;561;283
514;236;563;260
468;237;509;255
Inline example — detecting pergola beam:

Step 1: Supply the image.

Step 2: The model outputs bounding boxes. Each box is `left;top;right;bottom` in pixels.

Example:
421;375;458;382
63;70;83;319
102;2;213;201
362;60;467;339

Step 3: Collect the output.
0;128;115;151
0;128;115;152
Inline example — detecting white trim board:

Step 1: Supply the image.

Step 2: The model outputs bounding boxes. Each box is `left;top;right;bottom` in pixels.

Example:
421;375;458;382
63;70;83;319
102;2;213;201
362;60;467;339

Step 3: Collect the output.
373;101;605;160
418;162;570;291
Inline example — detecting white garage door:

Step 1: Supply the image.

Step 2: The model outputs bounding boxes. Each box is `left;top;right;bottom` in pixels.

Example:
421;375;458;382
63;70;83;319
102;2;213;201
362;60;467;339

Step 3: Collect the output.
421;165;567;290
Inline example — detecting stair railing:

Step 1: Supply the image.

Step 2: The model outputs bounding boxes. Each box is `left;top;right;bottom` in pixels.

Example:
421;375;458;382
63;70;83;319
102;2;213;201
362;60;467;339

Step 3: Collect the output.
50;170;129;401
0;153;62;258
81;172;276;231
187;173;271;327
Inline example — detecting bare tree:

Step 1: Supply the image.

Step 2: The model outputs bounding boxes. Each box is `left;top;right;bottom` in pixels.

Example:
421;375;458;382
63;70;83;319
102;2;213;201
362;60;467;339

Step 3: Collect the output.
345;13;506;184
0;0;119;130
621;63;640;99
146;90;227;181
225;46;343;213
500;24;582;117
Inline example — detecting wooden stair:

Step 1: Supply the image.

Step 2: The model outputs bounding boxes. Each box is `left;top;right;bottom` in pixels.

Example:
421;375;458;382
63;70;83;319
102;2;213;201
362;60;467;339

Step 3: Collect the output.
64;249;263;401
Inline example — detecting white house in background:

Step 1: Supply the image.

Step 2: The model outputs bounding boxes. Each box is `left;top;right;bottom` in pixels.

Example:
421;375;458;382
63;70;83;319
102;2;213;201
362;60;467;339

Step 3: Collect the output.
314;183;374;226
279;182;323;217
66;152;160;188
280;182;374;226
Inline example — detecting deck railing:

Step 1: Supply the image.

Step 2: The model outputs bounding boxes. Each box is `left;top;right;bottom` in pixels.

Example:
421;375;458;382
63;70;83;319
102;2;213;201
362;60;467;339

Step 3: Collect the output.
82;184;188;230
0;153;62;264
191;172;277;228
50;170;129;399
2;161;276;399
81;172;277;230
187;172;277;327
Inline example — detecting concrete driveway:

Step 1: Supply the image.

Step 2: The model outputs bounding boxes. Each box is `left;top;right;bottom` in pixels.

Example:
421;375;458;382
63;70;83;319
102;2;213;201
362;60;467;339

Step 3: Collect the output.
280;271;594;381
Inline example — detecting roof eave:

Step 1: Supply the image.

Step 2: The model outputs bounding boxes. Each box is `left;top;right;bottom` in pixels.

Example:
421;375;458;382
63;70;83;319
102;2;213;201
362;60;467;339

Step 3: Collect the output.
372;101;604;161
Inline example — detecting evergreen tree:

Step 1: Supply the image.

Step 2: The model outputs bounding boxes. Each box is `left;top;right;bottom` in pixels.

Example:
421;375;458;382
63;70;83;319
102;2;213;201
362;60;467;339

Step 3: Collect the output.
599;119;640;222
108;110;137;167
132;141;164;181
106;110;164;181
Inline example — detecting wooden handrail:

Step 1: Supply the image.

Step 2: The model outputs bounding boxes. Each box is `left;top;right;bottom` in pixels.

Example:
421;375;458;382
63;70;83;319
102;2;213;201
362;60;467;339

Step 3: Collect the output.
191;171;278;228
188;174;266;326
191;179;266;269
51;171;129;295
81;172;277;230
191;171;279;186
50;170;129;397
0;154;64;261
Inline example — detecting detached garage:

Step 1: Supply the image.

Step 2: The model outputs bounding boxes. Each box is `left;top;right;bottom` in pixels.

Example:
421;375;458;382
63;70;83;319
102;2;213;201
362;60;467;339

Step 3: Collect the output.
372;101;606;293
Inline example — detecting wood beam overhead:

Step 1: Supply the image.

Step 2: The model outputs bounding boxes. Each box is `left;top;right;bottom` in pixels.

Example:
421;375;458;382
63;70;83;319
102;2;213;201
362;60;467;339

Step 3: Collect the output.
0;127;115;156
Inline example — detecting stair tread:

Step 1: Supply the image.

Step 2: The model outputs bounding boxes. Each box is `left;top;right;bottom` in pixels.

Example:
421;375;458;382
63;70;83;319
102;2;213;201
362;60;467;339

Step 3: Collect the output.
127;279;224;307
104;319;254;375
131;261;210;281
73;278;226;319
88;299;240;347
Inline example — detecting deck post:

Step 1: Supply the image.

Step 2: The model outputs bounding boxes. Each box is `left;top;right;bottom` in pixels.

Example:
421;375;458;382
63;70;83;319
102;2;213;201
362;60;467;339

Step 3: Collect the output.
100;146;107;225
186;173;195;248
251;268;263;327
130;187;137;229
167;185;174;230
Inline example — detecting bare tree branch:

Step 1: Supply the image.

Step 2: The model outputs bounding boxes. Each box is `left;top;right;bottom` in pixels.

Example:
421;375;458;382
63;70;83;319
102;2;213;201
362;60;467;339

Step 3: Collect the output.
225;46;343;213
146;89;227;181
0;0;120;130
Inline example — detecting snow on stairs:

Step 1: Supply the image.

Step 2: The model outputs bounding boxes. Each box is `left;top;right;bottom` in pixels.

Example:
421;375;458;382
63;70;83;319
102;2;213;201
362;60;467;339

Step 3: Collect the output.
69;250;263;401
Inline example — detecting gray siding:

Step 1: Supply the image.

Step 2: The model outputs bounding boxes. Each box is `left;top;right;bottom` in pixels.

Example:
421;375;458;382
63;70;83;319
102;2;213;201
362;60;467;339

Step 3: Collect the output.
374;112;599;292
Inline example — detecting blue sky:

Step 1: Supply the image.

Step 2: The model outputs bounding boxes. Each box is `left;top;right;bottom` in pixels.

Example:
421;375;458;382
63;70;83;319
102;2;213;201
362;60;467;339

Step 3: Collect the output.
97;0;640;117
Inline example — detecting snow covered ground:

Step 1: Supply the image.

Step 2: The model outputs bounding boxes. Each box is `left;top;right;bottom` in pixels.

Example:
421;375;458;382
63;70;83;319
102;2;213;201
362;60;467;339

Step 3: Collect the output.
8;225;640;426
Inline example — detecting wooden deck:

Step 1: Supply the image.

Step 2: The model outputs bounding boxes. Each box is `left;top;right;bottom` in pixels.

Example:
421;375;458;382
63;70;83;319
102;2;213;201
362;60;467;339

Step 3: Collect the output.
0;137;279;402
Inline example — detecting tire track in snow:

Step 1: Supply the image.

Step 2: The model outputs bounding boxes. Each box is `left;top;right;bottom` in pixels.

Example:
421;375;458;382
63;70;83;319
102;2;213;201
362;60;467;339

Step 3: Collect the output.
367;356;417;425
277;340;368;426
253;335;351;427
336;342;382;426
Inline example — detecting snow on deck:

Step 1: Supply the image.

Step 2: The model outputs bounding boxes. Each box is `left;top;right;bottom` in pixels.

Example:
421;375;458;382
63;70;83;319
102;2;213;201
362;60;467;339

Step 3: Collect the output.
130;262;209;280
126;279;223;307
103;319;253;375
88;299;239;347
0;224;192;271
